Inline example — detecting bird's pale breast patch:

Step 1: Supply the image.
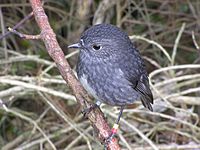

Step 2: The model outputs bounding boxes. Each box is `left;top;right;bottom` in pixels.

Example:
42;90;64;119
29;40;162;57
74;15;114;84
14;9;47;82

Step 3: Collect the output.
79;74;99;100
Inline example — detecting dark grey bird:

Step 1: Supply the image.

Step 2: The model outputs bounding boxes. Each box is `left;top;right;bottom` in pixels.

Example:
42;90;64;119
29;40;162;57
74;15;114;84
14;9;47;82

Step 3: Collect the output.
68;24;153;141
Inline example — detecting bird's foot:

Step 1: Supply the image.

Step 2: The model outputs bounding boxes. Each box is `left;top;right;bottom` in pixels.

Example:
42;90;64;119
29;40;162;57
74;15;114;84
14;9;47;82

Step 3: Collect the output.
82;101;102;118
104;133;115;146
104;123;119;148
82;103;99;118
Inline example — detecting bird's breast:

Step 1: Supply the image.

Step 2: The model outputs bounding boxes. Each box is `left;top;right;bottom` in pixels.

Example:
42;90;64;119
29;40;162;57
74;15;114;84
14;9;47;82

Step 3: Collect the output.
79;73;99;100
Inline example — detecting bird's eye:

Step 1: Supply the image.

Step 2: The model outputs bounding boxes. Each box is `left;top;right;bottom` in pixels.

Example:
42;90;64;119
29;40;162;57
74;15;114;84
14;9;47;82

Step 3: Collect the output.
92;44;102;51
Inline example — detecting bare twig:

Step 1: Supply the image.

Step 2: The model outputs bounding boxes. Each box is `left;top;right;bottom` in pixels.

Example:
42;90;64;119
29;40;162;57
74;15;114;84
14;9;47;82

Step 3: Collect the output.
105;109;159;150
0;98;56;150
131;143;200;150
0;8;8;61
0;86;24;97
1;133;28;150
93;0;118;25
0;12;33;40
8;27;40;39
129;35;172;62
192;31;200;51
0;78;76;101
171;23;186;66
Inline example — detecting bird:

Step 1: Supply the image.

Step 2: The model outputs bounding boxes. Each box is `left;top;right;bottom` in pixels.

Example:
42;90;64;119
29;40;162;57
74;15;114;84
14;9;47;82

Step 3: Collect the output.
68;23;153;142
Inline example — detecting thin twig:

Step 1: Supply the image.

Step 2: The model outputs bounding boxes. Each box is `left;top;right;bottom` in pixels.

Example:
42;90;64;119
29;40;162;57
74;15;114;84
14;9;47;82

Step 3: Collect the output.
0;98;56;150
38;92;91;148
105;109;159;150
0;12;33;40
192;31;200;50
8;27;41;39
129;35;172;62
131;143;200;150
171;23;186;66
0;78;76;101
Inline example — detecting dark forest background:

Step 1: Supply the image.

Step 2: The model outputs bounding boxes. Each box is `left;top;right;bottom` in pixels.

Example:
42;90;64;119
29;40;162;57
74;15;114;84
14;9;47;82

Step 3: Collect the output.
0;0;200;149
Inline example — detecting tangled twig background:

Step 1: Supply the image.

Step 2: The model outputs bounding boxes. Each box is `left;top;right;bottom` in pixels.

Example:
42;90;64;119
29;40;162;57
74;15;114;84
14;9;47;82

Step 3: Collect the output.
0;0;200;150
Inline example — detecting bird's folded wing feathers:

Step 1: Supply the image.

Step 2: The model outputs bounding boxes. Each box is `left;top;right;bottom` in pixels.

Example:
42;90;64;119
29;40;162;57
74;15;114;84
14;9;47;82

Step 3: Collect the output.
135;74;153;111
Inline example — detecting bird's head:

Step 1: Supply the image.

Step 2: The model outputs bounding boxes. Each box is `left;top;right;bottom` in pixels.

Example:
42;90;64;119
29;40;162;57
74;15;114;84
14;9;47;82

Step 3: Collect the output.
68;24;133;61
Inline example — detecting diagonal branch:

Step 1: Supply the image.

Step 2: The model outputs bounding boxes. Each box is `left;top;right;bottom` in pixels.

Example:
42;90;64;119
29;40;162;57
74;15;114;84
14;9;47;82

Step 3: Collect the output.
28;0;120;149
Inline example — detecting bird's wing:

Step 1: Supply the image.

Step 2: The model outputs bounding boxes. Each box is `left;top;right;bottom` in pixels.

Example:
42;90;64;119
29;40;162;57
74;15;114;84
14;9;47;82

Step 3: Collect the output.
119;49;153;111
135;74;153;111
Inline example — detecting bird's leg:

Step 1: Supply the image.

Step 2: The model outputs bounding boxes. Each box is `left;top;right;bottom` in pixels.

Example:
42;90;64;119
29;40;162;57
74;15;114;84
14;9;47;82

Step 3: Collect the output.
104;105;125;145
82;100;102;117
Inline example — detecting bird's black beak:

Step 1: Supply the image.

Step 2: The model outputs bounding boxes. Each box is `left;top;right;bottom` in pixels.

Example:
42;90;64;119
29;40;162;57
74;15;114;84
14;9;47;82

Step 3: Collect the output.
68;43;81;49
